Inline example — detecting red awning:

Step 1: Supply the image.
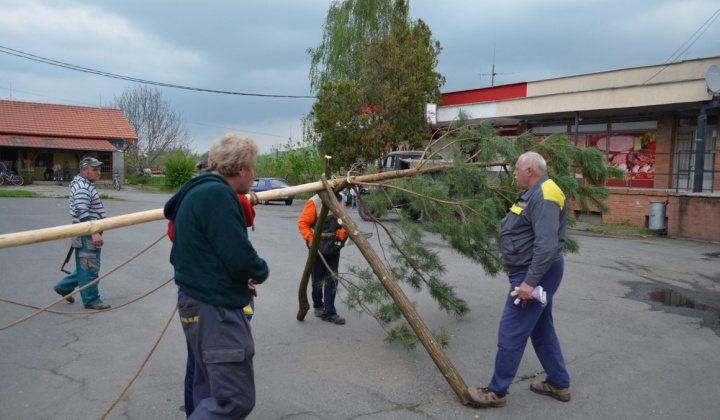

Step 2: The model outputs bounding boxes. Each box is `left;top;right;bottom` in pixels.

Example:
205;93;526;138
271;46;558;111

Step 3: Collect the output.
0;135;118;151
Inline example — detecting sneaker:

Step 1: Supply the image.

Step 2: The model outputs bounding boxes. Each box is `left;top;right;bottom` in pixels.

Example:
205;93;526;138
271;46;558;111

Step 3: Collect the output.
54;286;75;303
464;387;506;408
530;381;571;402
314;308;323;317
85;302;111;310
322;314;345;325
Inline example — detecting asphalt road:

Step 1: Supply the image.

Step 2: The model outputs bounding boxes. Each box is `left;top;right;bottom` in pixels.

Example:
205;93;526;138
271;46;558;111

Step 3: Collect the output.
1;183;719;420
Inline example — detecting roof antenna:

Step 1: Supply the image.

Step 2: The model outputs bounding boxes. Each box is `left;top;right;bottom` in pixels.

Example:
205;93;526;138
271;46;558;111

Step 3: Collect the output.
478;44;517;87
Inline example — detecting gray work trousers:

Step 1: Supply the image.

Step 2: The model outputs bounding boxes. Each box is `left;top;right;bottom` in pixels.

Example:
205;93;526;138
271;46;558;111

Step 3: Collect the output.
178;290;256;420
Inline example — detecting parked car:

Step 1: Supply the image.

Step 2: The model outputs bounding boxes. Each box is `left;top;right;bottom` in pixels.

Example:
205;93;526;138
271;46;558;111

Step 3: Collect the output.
250;178;295;205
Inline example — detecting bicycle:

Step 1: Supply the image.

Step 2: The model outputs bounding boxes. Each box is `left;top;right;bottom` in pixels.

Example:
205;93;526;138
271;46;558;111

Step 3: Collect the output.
0;171;24;186
113;172;122;191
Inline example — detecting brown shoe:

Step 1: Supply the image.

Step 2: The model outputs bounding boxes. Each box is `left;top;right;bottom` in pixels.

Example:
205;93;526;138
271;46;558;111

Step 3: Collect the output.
54;286;75;303
85;302;111;310
530;381;571;402
464;387;506;408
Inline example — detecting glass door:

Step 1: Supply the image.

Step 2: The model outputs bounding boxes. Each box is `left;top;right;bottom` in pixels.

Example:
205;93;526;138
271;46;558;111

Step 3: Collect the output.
674;128;717;190
673;130;694;189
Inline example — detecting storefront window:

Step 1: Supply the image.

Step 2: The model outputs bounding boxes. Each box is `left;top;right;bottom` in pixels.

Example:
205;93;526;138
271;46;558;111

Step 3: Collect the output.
594;132;657;188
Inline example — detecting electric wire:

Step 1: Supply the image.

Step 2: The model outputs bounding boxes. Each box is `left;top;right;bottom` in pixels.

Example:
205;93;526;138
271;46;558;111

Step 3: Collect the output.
644;7;720;85
0;44;316;99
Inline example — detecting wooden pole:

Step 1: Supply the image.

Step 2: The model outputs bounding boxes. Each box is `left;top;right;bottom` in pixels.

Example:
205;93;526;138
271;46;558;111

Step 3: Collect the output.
317;175;470;405
0;160;505;249
0;209;165;249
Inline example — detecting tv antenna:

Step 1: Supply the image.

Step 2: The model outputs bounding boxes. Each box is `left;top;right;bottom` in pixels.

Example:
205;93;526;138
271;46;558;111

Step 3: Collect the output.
478;45;517;86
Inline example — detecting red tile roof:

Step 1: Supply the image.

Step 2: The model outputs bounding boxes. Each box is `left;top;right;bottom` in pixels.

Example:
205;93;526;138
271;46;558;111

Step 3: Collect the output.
0;100;137;141
0;135;117;151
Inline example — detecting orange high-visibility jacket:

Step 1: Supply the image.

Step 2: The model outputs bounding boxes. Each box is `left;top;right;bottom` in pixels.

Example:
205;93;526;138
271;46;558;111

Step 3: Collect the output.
298;195;348;245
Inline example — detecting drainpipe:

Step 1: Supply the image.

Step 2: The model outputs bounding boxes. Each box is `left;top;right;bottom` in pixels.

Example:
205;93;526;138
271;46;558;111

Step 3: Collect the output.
573;112;579;146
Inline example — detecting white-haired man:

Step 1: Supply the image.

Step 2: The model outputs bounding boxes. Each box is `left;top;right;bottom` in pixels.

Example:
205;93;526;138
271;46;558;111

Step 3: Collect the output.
165;134;269;419
465;151;571;408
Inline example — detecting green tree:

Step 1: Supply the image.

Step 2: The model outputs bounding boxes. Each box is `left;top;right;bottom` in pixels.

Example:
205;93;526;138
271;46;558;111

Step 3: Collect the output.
309;0;445;167
254;138;325;186
307;0;394;93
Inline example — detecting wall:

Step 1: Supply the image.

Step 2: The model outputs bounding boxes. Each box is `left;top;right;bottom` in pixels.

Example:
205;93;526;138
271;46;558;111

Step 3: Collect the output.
569;189;720;242
668;194;720;242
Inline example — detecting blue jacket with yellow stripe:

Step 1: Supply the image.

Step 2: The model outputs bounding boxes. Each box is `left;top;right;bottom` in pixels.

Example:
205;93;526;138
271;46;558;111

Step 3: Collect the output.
499;175;567;287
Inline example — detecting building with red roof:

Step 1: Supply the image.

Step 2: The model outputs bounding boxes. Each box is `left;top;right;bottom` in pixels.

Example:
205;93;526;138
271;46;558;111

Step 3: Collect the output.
0;100;137;183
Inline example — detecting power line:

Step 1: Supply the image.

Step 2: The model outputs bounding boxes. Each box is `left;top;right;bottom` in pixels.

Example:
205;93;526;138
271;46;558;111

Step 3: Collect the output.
644;7;720;84
0;86;302;142
663;7;720;64
0;44;316;99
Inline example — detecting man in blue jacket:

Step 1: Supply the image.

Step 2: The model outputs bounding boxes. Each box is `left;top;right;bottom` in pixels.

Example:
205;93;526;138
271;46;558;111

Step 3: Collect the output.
465;151;571;408
164;133;269;420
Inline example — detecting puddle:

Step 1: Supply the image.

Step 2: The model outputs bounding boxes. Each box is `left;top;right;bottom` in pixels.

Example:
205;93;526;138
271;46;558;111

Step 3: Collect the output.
623;281;720;337
649;289;720;316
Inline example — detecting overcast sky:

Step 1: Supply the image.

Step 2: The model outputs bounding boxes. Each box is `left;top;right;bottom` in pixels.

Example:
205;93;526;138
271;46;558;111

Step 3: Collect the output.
1;0;719;155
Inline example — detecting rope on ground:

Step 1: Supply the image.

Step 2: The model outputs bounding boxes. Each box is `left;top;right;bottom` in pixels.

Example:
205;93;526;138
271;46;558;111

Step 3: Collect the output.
0;233;167;332
0;276;174;315
99;304;178;420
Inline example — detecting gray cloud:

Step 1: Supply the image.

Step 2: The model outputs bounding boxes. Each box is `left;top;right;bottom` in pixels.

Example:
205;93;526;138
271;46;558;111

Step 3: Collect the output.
1;0;718;154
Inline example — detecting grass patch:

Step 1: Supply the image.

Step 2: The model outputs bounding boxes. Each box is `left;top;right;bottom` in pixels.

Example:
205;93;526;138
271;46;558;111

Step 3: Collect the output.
125;175;179;194
577;221;656;237
0;189;123;201
0;190;41;198
99;193;124;201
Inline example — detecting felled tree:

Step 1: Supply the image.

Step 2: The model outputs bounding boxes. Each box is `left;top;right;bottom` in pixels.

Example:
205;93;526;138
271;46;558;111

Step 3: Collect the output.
336;118;624;349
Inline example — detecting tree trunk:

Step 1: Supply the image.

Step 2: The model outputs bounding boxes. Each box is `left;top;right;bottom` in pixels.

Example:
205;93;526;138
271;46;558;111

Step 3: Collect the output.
316;175;470;405
297;157;333;321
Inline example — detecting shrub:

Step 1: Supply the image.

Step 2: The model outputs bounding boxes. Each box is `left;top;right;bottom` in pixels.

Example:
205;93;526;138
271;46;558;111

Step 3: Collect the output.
163;151;197;189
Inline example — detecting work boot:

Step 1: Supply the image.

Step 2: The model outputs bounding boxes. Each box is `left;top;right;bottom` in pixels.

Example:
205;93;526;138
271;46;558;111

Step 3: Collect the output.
54;286;75;303
530;381;571;402
85;302;111;310
322;314;345;325
464;387;506;408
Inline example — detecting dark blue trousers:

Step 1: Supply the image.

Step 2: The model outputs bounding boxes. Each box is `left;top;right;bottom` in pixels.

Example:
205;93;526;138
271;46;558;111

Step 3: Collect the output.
184;301;254;418
178;291;255;420
489;257;570;395
311;252;340;319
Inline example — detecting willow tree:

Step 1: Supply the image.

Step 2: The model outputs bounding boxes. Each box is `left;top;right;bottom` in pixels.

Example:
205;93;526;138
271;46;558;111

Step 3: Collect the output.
307;0;394;93
308;0;445;167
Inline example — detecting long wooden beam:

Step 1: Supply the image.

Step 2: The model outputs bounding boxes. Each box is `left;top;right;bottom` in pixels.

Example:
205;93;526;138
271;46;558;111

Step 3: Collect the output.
0;161;505;249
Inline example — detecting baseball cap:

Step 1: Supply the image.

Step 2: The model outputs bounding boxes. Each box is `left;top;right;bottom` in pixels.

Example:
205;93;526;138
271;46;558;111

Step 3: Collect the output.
79;157;102;168
196;152;209;171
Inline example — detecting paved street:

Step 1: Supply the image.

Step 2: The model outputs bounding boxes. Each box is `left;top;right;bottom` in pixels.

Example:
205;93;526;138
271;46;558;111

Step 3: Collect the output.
1;183;719;420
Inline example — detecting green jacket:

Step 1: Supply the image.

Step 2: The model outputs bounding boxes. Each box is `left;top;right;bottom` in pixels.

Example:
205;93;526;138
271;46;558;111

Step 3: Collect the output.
164;172;268;308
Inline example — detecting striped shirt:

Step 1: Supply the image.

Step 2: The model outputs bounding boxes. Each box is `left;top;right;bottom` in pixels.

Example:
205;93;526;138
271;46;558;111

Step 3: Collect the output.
68;174;106;223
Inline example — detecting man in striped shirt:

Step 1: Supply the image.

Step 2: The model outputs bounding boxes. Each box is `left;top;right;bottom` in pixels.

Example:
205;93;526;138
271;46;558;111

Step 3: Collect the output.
54;157;110;310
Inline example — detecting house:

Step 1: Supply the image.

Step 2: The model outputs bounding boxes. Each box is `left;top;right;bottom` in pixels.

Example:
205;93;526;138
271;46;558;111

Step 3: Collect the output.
0;100;137;184
436;56;720;241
